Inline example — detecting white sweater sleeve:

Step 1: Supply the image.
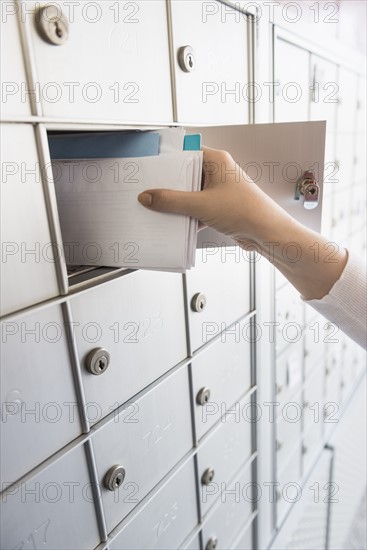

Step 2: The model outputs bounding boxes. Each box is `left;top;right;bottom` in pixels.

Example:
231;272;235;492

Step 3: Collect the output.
303;251;367;349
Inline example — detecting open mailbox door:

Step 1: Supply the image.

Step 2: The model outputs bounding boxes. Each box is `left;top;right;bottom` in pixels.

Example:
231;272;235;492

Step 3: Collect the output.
191;121;326;247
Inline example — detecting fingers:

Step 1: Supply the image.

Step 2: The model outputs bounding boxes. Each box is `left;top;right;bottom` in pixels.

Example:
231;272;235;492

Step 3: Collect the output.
137;189;206;217
137;147;234;217
202;146;233;163
202;147;235;187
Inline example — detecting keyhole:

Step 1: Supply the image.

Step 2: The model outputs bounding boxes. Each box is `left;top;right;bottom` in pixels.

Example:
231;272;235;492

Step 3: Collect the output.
188;55;193;68
309;187;316;195
199;300;204;310
115;476;122;487
204;393;209;402
54;21;63;38
98;359;105;371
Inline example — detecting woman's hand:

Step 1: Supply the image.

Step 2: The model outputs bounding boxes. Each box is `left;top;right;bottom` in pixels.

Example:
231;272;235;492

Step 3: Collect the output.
138;146;348;300
138;146;291;248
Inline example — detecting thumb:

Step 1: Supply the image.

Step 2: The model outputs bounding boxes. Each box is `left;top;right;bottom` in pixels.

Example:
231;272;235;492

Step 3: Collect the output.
137;189;205;217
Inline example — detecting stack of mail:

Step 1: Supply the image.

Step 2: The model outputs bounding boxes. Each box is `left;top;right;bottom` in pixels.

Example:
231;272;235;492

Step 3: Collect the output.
50;128;203;271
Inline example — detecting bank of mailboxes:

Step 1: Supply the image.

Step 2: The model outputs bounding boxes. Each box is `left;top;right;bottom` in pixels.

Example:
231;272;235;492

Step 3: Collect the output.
1;356;257;549
4;2;364;549
0;258;257;548
1;119;326;550
1;444;101;550
5;0;251;124
25;1;173;122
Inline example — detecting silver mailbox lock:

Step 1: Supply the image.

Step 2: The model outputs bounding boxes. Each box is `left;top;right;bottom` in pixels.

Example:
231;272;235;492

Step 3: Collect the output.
36;4;69;45
104;465;126;491
201;467;215;485
196;387;211;406
86;347;110;375
191;292;207;313
178;45;196;72
295;170;320;210
206;537;218;550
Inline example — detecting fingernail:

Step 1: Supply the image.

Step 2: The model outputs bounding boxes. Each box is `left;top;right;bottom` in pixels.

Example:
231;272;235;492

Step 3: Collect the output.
138;193;153;206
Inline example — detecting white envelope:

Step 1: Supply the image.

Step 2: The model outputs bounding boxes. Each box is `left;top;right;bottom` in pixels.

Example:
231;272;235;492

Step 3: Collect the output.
53;151;203;269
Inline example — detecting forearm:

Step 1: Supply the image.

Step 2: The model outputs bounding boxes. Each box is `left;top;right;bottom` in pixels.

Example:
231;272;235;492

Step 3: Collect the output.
242;214;348;300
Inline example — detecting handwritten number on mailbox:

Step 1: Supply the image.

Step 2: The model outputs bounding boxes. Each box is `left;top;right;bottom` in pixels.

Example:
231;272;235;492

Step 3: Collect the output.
12;519;51;550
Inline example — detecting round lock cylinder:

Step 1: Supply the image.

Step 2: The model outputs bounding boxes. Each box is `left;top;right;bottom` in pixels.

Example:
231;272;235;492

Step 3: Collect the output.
177;45;196;72
196;387;211;406
191;292;207;313
206;537;218;550
201;467;215;485
104;465;126;491
86;347;110;375
36;5;69;45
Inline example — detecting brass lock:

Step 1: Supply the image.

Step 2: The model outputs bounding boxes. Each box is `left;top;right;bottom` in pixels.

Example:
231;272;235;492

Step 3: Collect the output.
86;348;110;375
196;387;211;406
191;292;207;313
201;467;215;485
104;465;126;491
177;45;196;72
206;537;218;550
36;4;69;45
295;170;320;210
